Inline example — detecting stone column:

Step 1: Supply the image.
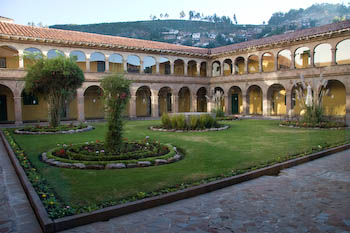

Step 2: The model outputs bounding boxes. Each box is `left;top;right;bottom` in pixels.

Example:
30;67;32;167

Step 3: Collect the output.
207;62;212;77
105;55;109;72
224;95;230;115
310;49;315;68
258;58;263;73
18;50;24;69
123;60;128;73
242;94;248;115
13;96;23;125
191;94;197;112
331;48;337;66
274;55;278;71
172;95;179;113
77;88;85;122
156;62;160;74
196;63;201;77
170;61;174;75
184;63;188;76
140;61;144;74
221;62;224;76
286;89;292;118
245;59;249;74
86;58;91;72
151;92;159;117
346;91;350;126
263;91;269;116
291;52;295;69
129;95;137;118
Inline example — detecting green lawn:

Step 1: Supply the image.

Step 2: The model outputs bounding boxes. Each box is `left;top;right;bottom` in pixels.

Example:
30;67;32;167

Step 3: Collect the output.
10;119;350;208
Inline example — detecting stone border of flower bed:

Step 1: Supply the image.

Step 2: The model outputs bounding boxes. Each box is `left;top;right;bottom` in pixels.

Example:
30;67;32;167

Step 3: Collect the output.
14;125;94;135
1;129;350;233
149;125;229;132
41;145;182;169
279;124;349;130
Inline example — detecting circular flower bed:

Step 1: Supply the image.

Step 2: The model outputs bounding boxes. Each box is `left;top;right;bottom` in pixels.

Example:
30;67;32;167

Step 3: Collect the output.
42;139;182;169
280;120;347;129
14;123;93;135
150;125;229;132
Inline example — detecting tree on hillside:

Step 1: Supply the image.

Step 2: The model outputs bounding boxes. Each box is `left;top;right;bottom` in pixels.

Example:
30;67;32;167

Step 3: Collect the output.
24;54;84;127
233;14;237;24
189;11;194;20
164;13;169;18
180;11;186;19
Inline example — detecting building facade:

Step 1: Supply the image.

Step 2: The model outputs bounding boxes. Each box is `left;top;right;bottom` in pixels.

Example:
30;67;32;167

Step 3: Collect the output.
0;20;350;124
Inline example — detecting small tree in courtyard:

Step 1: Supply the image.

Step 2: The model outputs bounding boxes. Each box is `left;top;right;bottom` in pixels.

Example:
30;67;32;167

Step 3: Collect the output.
101;74;131;153
24;54;84;127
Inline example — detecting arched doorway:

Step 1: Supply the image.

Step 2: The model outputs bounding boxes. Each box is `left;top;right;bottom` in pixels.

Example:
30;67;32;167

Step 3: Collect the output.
197;87;207;112
229;86;242;114
178;87;191;112
0;84;14;122
247;85;262;115
322;80;346;116
158;87;172;116
136;86;151;117
267;84;286;116
84;86;104;119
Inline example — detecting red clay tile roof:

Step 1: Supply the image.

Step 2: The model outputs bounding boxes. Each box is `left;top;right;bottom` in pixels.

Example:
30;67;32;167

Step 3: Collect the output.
210;20;350;55
0;20;349;56
0;22;209;55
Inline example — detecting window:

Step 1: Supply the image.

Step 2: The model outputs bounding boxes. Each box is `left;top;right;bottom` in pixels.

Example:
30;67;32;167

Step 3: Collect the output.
97;61;105;72
0;57;6;68
23;93;38;105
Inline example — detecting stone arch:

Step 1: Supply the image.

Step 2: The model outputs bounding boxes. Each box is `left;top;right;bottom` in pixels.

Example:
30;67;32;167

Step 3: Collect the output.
143;56;156;74
212;60;221;76
248;55;259;73
223;59;232;76
0;45;19;69
0;84;15;122
234;57;245;74
228;86;242;114
178;87;191;112
109;53;124;73
247;85;263;115
314;43;332;67
24;47;42;68
47;49;64;59
277;49;292;70
196;87;207;112
136;86;151;117
187;60;197;77
295;47;311;69
84;85;104;119
261;52;275;72
336;39;350;65
159;57;170;75
200;61;207;77
174;59;184;75
90;52;106;72
322;80;346;116
70;50;86;72
267;84;286;116
158;87;172;116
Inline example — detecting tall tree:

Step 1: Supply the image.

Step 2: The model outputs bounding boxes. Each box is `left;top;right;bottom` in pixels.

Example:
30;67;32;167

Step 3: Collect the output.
24;54;84;127
180;11;186;19
233;14;238;24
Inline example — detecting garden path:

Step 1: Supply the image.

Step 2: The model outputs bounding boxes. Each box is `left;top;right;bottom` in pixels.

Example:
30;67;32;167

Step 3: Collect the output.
0;138;42;233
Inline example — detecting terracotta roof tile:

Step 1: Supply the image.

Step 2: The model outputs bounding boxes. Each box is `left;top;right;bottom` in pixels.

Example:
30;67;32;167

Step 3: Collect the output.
0;20;349;56
0;22;208;55
210;20;350;55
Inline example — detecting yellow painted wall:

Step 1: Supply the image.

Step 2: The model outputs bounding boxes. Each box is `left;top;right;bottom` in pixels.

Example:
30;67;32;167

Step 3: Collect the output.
249;88;262;114
188;63;197;76
337;59;350;65
248;58;259;73
224;63;232;76
22;95;48;121
136;91;150;116
84;89;104;119
159;94;170;116
236;60;245;74
271;90;286;115
0;86;14;121
6;56;19;68
76;62;86;72
322;82;346;116
109;63;123;73
179;90;190;112
90;62;98;72
68;97;78;119
262;57;274;72
174;62;184;75
200;64;207;77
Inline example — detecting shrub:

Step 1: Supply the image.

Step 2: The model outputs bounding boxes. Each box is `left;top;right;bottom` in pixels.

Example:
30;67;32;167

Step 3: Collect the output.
175;114;186;129
161;113;171;129
212;108;225;117
189;115;199;130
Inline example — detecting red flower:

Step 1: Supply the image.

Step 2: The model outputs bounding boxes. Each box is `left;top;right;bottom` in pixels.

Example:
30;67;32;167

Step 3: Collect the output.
96;140;100;143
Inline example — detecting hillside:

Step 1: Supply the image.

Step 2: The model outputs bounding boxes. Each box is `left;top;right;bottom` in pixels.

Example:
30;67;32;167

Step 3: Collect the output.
50;3;350;48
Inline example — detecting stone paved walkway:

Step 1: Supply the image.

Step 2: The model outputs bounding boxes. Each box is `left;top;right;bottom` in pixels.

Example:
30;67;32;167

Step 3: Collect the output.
1;135;349;233
62;150;350;233
0;139;42;233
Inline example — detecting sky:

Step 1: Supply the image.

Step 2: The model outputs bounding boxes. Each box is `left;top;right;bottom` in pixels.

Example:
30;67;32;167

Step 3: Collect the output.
1;0;349;26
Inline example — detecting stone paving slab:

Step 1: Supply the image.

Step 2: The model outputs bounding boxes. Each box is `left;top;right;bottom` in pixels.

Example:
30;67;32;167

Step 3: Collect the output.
62;149;350;233
0;138;42;233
